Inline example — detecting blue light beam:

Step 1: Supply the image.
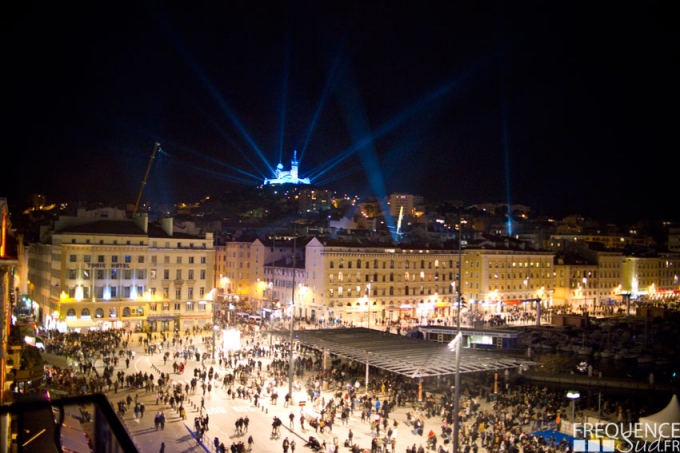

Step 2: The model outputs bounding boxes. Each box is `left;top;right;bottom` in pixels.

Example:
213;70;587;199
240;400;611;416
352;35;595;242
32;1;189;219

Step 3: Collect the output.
150;7;274;175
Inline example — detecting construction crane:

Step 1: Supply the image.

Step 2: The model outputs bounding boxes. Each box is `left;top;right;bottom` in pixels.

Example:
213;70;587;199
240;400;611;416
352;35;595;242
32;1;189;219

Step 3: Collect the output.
132;142;161;218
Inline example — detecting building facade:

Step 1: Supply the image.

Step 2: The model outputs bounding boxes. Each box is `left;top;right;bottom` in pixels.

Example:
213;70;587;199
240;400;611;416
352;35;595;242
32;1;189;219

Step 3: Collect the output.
623;254;680;299
27;215;214;333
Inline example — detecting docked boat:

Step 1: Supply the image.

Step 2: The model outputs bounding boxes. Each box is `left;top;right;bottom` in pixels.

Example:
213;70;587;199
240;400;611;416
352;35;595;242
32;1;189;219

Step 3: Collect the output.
558;342;574;353
599;349;613;359
577;345;593;355
637;354;655;364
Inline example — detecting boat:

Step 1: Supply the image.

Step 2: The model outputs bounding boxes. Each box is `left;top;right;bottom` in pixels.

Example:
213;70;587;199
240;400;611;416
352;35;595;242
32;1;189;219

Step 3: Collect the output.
599;349;613;359
557;342;573;353
539;342;556;352
637;354;655;364
577;345;593;355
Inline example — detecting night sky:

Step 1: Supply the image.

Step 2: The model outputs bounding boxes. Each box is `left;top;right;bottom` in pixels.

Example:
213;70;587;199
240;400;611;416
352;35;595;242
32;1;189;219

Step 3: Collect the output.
8;1;679;223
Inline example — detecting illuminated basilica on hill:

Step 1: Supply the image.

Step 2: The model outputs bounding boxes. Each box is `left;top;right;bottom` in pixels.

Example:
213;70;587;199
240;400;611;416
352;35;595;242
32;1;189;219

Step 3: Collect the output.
263;151;311;185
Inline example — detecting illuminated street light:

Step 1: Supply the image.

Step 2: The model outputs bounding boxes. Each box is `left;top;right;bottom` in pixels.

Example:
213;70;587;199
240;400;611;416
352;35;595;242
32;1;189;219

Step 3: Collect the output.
567;390;580;423
448;332;463;453
366;282;372;329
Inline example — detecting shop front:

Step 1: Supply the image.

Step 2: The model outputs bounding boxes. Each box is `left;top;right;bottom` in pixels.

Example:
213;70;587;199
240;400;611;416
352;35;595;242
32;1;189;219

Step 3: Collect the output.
147;315;178;333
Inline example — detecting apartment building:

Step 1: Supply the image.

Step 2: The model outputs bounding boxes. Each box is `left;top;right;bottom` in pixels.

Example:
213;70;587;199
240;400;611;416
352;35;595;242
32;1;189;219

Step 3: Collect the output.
27;215;214;333
623;254;680;298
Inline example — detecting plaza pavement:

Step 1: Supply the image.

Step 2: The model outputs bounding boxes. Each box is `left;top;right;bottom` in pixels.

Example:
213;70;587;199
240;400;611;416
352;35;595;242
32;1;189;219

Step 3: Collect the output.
99;331;514;453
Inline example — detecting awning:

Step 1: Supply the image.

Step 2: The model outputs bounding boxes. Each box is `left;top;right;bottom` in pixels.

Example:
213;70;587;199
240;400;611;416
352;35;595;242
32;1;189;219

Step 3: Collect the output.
65;318;98;328
504;300;523;306
271;327;536;378
42;352;72;368
147;315;177;321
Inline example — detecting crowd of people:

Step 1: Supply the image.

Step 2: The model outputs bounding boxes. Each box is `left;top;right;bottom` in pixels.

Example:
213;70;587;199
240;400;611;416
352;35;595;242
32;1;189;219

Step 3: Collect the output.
31;321;667;453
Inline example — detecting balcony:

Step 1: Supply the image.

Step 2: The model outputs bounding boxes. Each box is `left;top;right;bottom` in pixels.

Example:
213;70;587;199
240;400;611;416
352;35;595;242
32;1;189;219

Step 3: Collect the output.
0;393;139;453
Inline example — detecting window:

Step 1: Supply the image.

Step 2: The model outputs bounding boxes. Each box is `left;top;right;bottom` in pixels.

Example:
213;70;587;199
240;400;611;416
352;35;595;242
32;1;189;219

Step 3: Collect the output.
149;303;157;312
164;256;170;264
123;269;132;279
163;288;169;298
137;269;146;279
110;286;117;298
188;287;194;299
122;307;131;317
111;269;118;279
112;255;118;263
176;269;182;280
175;288;181;299
95;308;104;318
200;270;206;280
84;255;91;263
123;286;131;298
199;287;205;297
186;301;194;311
177;256;182;264
81;308;90;317
96;270;104;280
189;256;194;264
188;269;194;280
83;270;90;280
69;255;76;262
163;270;169;280
201;257;206;264
125;255;132;263
150;269;157;280
98;255;105;263
151;256;157;264
66;308;76;317
174;303;180;311
68;269;77;279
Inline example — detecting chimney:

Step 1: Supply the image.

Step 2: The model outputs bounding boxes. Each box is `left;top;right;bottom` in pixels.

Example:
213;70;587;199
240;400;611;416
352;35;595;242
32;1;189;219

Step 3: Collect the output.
160;217;173;236
134;212;149;234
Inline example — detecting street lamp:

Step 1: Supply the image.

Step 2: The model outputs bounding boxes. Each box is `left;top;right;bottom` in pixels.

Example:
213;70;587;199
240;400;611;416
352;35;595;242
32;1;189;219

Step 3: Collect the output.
448;332;463;453
567;390;580;424
452;214;464;453
366;282;372;329
271;234;300;402
211;290;217;361
582;278;588;312
268;282;274;345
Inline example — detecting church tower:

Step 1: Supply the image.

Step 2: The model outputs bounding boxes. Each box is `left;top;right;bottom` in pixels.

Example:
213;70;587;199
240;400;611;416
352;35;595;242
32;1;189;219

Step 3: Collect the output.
290;150;299;180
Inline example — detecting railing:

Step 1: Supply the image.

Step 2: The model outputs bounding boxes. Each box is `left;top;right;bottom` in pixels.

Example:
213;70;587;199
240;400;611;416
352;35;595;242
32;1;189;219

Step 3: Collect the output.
0;393;140;453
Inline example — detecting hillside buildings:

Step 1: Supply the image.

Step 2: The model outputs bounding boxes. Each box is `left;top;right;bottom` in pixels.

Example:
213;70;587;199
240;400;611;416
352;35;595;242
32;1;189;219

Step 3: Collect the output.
7;189;679;333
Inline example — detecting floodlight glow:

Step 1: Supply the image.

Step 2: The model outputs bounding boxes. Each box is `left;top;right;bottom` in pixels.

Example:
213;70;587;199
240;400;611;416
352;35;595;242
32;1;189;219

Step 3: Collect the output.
567;390;580;399
222;329;241;351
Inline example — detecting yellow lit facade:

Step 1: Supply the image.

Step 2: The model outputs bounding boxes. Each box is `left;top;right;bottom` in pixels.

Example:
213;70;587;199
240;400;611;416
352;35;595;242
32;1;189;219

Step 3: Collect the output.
27;215;214;332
